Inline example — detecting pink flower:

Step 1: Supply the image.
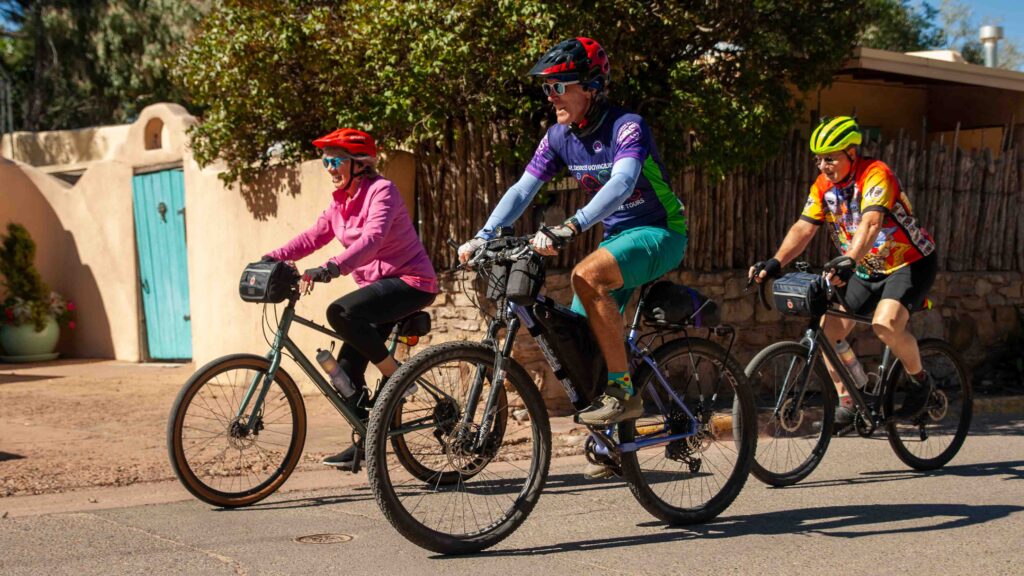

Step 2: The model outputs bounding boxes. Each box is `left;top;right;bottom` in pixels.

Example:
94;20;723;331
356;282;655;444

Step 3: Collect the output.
68;321;76;330
67;301;76;312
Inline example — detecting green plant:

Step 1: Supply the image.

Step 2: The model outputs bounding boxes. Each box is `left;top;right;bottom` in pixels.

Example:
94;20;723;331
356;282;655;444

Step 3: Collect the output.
0;223;75;332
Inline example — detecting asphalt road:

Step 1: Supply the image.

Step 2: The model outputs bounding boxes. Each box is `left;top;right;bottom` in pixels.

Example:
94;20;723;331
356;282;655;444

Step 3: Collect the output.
2;416;1023;576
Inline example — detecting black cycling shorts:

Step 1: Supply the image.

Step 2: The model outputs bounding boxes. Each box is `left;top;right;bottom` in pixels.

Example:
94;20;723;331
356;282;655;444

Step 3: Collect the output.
842;252;937;315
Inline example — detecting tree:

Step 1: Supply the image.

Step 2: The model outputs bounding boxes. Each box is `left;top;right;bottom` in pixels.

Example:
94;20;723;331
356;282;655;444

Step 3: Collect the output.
178;0;868;186
859;0;945;52
0;1;206;131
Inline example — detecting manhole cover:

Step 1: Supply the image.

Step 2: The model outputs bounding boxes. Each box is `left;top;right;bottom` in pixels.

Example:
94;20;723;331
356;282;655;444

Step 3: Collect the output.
294;533;354;545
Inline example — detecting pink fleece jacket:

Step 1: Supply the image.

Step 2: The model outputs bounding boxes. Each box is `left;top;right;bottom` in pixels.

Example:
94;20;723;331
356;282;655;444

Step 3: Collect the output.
266;176;437;293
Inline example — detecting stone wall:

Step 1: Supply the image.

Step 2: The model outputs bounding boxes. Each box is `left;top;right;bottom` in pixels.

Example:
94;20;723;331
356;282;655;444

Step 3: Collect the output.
412;269;1023;415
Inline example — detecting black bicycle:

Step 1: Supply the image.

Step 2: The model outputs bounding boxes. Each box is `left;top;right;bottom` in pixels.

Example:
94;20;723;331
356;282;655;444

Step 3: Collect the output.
167;262;432;507
365;232;756;554
746;267;972;487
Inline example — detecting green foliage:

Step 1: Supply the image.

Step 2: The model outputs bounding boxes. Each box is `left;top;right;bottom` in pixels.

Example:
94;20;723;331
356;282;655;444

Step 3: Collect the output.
0;1;206;130
178;0;866;184
0;223;49;330
859;0;945;52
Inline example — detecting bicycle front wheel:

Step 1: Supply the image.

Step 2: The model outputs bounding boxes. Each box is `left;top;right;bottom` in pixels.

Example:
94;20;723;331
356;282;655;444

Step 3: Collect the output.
746;341;836;486
620;337;756;524
167;354;306;507
886;339;972;470
366;342;551;554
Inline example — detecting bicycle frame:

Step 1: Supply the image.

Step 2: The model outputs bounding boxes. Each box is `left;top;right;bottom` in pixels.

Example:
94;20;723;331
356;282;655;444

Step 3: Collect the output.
779;308;903;430
233;296;378;437
455;288;732;459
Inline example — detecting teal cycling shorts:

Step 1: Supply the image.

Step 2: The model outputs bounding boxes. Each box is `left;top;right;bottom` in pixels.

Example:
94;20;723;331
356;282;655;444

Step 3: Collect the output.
571;226;688;315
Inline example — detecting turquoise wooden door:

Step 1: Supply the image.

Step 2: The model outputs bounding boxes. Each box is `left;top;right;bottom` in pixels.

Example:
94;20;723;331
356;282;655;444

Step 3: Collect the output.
132;169;192;360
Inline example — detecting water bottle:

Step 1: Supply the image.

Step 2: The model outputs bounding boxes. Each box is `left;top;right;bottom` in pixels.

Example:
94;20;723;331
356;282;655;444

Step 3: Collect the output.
835;339;868;389
316;348;356;398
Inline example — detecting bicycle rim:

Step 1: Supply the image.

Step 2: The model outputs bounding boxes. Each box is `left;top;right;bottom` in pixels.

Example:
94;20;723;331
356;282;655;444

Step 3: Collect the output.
886;339;972;470
366;342;550;554
620;338;756;524
168;355;306;507
747;341;834;486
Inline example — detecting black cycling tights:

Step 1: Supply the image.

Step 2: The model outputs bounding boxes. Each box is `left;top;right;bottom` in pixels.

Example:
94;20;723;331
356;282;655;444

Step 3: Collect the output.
326;277;436;393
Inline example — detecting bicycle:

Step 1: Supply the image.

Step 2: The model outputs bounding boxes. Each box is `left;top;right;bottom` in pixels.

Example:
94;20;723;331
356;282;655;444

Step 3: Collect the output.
167;262;432;507
746;265;972;487
364;231;757;554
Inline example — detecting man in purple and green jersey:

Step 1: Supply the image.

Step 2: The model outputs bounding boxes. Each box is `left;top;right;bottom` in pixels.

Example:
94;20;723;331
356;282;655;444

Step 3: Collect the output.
458;38;688;478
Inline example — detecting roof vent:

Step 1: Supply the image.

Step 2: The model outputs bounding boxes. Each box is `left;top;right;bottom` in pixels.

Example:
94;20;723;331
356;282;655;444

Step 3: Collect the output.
980;25;1004;68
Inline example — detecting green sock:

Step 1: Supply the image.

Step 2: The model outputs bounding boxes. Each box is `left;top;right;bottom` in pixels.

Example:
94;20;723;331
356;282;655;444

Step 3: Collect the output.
608;371;634;397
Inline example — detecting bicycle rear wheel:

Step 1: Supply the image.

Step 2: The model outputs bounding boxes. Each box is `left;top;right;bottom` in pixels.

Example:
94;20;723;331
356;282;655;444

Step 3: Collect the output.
366;342;551;554
167;354;306;507
620;338;756;524
886;339;972;470
746;341;836;486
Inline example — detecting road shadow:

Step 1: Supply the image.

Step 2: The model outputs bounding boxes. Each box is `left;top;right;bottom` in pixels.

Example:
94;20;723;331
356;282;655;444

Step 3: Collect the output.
472;502;1024;558
776;459;1024;489
213;470;624;513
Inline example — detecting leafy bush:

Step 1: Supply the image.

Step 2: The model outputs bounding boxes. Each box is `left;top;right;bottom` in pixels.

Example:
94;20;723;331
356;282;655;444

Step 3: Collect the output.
0;223;76;332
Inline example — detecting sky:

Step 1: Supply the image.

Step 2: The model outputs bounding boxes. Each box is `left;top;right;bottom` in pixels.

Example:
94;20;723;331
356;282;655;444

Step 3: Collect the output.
961;0;1024;69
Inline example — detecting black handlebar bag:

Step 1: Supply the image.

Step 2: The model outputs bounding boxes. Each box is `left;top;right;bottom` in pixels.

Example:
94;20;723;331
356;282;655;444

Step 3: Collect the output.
238;261;298;303
771;272;829;317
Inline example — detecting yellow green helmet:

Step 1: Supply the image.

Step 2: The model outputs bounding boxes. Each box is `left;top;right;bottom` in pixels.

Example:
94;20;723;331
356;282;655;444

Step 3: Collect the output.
809;116;862;155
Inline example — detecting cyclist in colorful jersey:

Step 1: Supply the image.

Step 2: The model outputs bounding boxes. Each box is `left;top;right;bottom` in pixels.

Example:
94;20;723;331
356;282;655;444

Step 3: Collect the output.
458;38;688;454
264;128;438;469
750;116;938;428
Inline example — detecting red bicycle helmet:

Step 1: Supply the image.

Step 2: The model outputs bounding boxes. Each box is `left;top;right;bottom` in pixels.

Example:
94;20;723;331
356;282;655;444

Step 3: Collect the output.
528;37;610;90
312;128;377;159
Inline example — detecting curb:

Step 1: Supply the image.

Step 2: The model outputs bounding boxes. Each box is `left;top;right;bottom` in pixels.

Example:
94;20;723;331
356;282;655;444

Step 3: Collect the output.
974;395;1024;416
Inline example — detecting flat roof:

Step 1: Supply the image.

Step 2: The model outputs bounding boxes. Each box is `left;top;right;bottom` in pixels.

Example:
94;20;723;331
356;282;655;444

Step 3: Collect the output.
842;47;1024;92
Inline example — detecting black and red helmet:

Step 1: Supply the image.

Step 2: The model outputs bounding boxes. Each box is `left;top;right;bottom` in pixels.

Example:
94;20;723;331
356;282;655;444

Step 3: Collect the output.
528;37;610;91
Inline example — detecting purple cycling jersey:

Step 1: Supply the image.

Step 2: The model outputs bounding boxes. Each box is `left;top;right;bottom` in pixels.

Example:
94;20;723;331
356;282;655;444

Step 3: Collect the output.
525;107;687;237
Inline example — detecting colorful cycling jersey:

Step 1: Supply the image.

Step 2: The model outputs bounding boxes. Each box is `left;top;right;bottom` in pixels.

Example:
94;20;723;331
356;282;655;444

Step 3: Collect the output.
525;107;687;237
801;158;935;278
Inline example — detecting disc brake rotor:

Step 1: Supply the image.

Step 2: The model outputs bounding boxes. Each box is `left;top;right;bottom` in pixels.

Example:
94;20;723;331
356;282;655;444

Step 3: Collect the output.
777;397;804;433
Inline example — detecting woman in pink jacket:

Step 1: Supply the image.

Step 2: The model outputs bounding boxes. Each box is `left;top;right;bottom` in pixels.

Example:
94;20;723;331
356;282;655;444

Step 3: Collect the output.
264;128;438;469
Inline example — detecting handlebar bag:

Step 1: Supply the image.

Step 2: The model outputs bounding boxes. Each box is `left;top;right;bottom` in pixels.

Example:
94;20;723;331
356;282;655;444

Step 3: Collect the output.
238;260;298;303
771;272;828;317
505;253;546;305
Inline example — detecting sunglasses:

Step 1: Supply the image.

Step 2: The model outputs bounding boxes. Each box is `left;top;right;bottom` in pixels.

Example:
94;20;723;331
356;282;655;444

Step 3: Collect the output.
322;156;350;170
541;80;580;97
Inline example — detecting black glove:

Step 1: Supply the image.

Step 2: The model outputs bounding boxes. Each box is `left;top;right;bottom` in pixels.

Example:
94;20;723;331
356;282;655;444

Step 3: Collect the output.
261;255;278;263
824;255;856;282
752;258;782;280
302;262;341;283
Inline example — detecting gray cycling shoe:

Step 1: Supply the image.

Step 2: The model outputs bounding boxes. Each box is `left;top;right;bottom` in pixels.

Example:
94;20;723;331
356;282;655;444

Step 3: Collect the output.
582;460;617;480
577;387;643;426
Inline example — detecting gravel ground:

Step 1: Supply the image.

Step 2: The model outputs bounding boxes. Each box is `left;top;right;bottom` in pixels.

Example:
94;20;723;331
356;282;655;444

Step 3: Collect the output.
0;359;588;498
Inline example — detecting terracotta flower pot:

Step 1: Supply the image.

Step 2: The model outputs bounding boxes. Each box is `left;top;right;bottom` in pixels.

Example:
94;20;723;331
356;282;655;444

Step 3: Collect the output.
0;316;60;362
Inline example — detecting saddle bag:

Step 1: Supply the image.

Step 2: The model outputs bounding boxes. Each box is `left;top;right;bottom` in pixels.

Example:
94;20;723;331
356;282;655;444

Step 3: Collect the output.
238;260;299;303
640;281;721;327
771;272;829;317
